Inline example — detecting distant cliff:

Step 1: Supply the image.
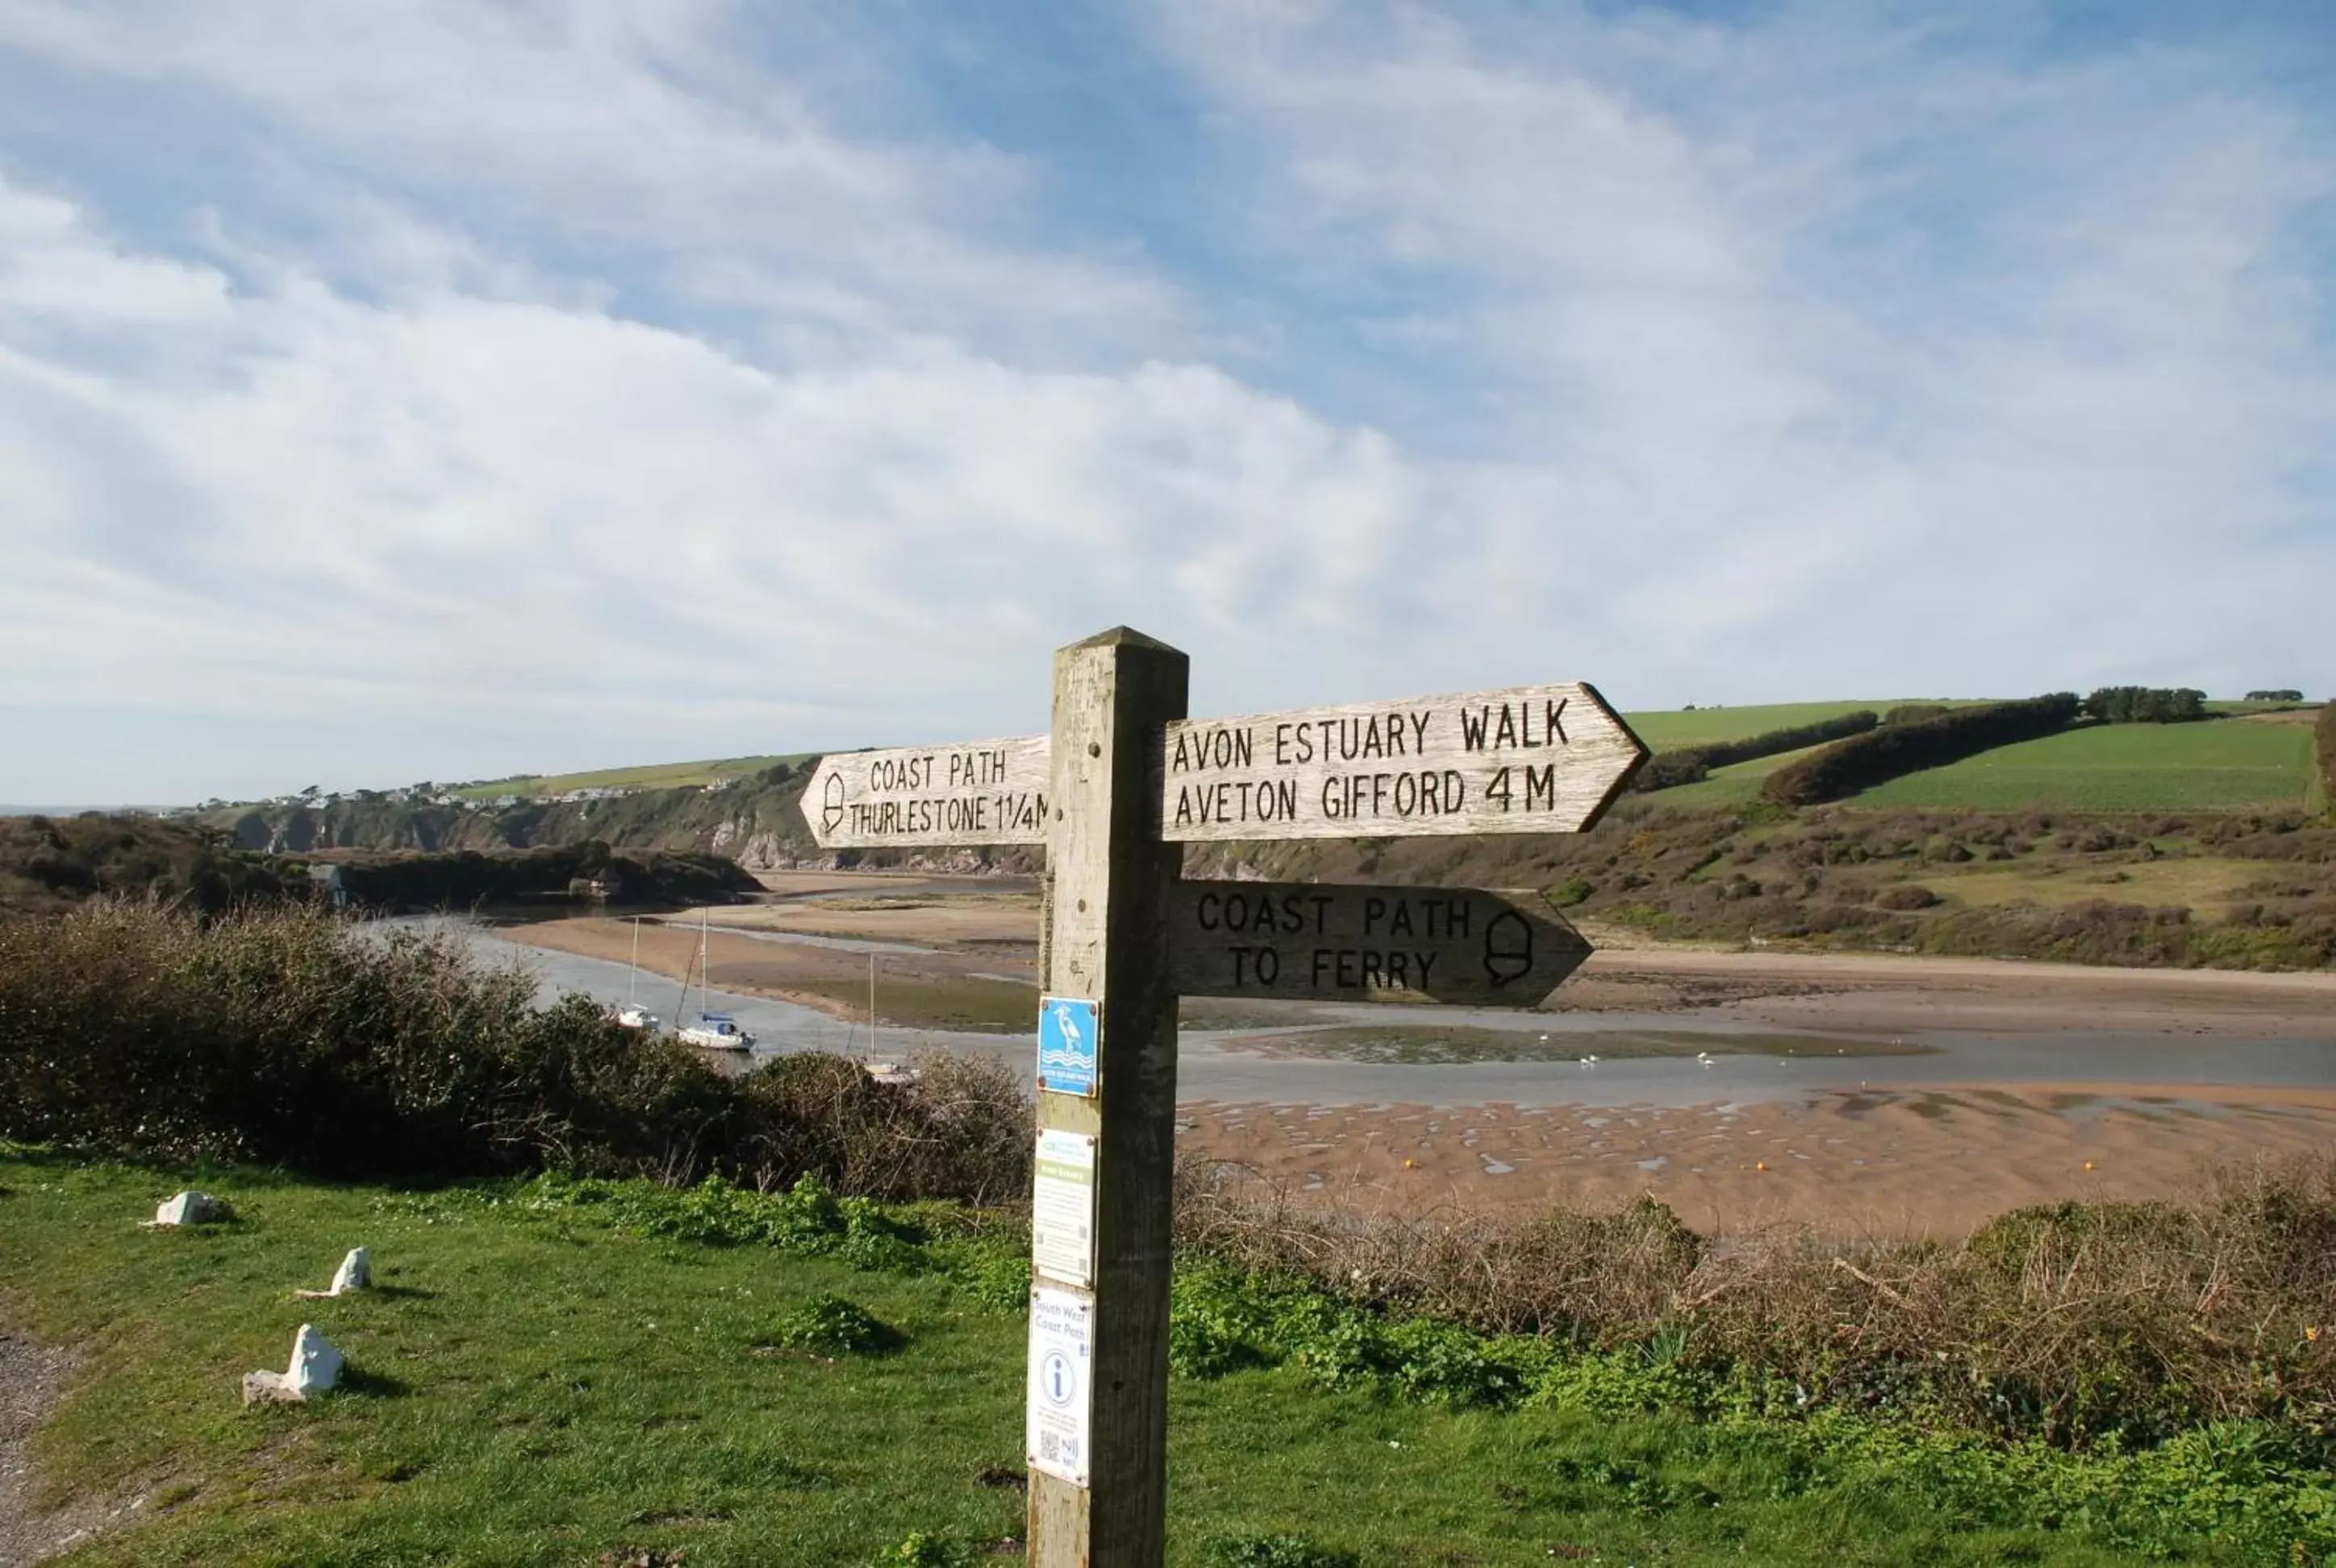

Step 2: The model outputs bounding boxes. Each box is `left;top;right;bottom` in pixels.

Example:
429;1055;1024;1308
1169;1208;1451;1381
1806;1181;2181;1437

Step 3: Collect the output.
196;761;1044;874
0;811;756;917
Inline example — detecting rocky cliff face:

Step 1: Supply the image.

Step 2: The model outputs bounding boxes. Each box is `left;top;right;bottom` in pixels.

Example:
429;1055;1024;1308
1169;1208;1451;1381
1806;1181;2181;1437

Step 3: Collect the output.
202;764;1044;875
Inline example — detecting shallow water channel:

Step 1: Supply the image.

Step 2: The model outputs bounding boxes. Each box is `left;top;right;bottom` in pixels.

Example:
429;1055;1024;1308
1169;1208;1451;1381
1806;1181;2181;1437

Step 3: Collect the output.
419;917;2336;1109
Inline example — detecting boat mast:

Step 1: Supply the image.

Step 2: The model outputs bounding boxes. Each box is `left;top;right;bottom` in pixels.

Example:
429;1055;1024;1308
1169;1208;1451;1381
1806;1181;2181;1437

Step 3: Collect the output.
698;907;711;1020
628;916;640;1007
867;951;877;1063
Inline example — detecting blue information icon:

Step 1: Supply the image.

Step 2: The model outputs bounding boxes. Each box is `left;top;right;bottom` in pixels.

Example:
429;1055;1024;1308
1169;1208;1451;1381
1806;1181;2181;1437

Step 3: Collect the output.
1037;995;1099;1097
1039;1350;1075;1406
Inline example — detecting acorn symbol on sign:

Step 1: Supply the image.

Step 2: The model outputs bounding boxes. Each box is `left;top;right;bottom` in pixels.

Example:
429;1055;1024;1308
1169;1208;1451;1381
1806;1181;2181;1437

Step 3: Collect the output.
820;772;846;836
1482;910;1533;988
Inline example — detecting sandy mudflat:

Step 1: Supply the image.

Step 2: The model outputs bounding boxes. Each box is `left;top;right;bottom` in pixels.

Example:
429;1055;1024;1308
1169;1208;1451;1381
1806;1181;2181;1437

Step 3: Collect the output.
1557;936;2336;1039
498;911;1037;1032
492;883;2334;1234
1175;1085;2336;1237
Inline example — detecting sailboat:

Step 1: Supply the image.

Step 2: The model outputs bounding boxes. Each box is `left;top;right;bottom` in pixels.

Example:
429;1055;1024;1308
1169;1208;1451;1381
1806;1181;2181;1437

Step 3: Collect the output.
611;915;661;1032
861;950;919;1084
676;907;754;1051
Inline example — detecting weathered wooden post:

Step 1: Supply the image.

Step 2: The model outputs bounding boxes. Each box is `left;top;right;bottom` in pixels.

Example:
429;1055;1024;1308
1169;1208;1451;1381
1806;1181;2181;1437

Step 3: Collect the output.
800;647;1646;1567
1026;627;1187;1566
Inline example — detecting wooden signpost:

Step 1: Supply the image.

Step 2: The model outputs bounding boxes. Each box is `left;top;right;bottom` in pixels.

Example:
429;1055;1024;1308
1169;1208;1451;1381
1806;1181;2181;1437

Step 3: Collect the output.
1170;881;1592;1006
801;631;1646;1568
1160;683;1641;841
801;735;1049;848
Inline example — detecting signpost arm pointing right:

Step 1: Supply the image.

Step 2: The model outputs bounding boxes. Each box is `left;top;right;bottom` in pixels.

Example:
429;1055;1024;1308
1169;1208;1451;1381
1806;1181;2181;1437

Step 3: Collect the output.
1029;628;1188;1568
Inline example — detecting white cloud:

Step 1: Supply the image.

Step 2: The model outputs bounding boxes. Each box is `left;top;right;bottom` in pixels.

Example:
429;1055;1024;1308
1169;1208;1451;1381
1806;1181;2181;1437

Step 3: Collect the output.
0;179;1445;763
1150;2;2336;696
1;3;2332;800
0;1;1183;363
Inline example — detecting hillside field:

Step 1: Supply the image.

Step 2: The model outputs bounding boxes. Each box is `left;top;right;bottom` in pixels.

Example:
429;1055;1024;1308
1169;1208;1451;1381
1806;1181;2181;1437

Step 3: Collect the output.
1617;699;1958;750
1850;711;2321;813
453;753;816;799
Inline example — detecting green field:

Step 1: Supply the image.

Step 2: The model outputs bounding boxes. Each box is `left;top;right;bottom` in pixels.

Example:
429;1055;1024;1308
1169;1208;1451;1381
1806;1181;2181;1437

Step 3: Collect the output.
1849;715;2321;813
454;753;816;799
1656;742;1832;807
1616;700;1963;751
2;1157;2289;1567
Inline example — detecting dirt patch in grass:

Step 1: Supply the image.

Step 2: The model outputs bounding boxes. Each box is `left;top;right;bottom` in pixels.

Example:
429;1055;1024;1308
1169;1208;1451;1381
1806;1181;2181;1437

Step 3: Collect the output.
0;1323;149;1567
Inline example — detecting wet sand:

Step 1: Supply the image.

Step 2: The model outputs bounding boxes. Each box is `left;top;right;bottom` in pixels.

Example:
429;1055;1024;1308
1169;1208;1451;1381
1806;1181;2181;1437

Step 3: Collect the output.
486;884;2335;1235
1175;1085;2336;1236
498;911;1037;1032
1559;934;2336;1038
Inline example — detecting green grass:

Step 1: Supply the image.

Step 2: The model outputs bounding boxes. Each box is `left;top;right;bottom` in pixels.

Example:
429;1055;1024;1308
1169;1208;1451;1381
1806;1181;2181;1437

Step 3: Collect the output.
1617;701;1976;751
453;753;816;800
1658;741;1834;807
1;1155;2283;1567
1848;719;2319;813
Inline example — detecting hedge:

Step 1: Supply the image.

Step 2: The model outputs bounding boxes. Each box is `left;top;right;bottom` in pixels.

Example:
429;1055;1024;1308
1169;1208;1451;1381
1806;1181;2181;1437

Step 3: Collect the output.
1762;694;2080;807
2318;704;2336;815
1630;710;1879;793
0;899;1031;1198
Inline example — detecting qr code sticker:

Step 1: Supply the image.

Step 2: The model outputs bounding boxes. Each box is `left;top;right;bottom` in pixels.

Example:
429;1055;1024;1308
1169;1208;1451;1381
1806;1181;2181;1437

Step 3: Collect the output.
1039;1432;1061;1461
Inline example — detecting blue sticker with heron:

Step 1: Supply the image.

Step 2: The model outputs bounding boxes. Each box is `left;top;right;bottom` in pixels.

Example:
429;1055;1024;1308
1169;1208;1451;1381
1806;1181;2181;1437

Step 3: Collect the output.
1037;995;1099;1097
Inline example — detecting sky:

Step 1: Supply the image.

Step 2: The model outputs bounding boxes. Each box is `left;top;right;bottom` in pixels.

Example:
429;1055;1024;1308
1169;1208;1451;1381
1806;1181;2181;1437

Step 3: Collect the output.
2;1;2332;805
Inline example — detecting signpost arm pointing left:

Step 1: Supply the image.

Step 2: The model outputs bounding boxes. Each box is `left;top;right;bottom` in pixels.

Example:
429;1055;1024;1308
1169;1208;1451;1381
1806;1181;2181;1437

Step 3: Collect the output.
1028;627;1187;1568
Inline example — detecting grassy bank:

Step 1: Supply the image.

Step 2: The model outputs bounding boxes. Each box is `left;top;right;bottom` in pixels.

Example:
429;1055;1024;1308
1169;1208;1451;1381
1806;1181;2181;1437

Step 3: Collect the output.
4;899;2333;1562
5;1154;2331;1566
1853;715;2323;814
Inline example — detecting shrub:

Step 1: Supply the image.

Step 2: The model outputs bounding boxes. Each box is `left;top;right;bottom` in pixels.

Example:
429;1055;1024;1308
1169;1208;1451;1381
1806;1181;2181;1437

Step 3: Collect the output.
1170;1156;2336;1446
327;842;755;911
1630;711;1879;793
0;814;290;916
2320;705;2336;815
1205;1536;1360;1568
1875;883;1941;910
1763;695;2081;806
870;1532;973;1568
1883;703;1951;725
765;1293;901;1356
0;900;1032;1195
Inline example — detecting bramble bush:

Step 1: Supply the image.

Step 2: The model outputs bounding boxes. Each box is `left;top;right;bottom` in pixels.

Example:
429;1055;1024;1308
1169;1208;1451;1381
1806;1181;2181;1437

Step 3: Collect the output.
0;899;1032;1197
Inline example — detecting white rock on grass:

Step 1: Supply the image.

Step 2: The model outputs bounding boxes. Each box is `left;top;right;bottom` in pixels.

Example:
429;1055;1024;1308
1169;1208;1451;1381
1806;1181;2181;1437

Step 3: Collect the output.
241;1324;345;1406
298;1247;371;1299
145;1191;224;1227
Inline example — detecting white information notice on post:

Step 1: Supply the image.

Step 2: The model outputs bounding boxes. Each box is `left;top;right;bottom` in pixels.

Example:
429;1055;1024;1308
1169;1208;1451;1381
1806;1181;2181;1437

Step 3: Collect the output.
1027;1285;1094;1487
1031;1128;1097;1287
